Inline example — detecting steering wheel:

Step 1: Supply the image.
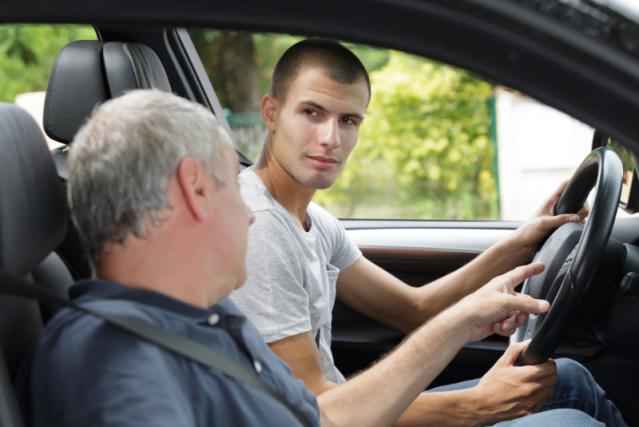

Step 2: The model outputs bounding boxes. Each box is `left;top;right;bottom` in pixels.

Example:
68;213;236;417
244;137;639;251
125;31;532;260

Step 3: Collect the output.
510;147;623;365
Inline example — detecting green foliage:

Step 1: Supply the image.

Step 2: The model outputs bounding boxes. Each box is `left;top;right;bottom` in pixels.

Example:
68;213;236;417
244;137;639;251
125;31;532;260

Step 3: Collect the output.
252;36;389;95
609;139;634;172
344;43;389;73
192;31;392;163
0;26;497;221
198;32;390;101
315;51;498;219
189;32;497;220
0;24;95;102
253;34;301;96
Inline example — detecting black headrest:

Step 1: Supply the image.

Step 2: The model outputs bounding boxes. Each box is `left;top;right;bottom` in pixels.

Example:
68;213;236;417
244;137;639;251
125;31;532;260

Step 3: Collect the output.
0;103;67;277
43;40;171;144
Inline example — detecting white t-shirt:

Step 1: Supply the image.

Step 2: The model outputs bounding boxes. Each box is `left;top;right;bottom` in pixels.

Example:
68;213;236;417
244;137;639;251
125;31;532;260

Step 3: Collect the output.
230;168;361;383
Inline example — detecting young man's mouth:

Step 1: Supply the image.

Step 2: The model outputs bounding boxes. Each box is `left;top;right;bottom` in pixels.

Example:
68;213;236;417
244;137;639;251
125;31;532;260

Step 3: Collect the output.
307;155;339;165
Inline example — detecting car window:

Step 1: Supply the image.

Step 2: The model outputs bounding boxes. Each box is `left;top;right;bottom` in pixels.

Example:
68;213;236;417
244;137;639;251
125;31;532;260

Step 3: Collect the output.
191;30;633;221
0;24;96;149
608;139;635;208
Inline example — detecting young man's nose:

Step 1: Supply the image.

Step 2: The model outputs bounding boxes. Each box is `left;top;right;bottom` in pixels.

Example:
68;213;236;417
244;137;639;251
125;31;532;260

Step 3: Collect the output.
319;117;340;148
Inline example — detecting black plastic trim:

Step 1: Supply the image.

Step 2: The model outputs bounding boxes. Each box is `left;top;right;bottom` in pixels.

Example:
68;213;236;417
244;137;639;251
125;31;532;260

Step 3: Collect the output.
5;0;639;150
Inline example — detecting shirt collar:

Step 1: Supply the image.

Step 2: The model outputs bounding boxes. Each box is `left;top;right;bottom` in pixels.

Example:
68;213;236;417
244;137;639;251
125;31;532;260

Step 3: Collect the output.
70;279;244;322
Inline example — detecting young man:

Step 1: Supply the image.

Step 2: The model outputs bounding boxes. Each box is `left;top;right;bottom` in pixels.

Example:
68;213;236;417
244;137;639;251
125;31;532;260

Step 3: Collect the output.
25;89;573;427
230;39;626;426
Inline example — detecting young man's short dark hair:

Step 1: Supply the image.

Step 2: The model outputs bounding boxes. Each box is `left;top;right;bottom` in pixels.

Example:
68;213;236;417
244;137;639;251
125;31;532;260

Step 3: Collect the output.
270;38;371;102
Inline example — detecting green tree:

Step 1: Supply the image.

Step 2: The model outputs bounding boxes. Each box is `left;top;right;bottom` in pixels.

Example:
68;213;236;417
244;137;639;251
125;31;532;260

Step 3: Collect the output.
0;24;95;102
190;31;391;162
316;51;497;220
188;33;497;220
192;31;390;109
191;31;260;112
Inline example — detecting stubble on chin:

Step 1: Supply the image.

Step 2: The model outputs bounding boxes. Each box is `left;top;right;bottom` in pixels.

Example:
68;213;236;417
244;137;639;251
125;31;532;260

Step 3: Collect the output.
301;174;338;190
300;164;344;190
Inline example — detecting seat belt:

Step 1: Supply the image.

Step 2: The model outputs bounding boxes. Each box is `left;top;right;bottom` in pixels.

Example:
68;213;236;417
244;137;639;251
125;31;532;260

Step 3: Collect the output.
0;270;311;427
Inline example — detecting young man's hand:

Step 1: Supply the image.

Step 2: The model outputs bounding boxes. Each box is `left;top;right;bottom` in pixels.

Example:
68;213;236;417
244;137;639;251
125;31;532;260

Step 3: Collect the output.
506;180;587;265
470;341;558;424
532;179;589;219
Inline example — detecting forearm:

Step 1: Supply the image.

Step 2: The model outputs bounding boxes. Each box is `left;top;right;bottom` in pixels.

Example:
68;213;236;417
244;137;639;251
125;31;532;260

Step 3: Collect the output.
412;236;528;325
320;262;549;427
318;308;469;427
337;243;523;334
394;389;489;427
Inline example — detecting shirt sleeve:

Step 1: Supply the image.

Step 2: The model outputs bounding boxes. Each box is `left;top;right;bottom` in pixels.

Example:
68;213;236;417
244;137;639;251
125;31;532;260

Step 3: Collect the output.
230;210;312;343
310;203;362;272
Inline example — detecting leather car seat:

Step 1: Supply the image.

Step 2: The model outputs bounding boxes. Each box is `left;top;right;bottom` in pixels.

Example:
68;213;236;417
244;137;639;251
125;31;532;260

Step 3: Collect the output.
0;103;69;427
44;40;172;154
43;40;173;278
0;41;173;427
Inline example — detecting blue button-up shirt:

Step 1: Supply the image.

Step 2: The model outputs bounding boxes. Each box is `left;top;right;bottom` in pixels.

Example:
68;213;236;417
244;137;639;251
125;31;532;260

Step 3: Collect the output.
25;280;319;427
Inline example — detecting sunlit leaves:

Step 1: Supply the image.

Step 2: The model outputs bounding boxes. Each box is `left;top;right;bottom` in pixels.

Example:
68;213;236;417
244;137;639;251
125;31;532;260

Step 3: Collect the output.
316;51;498;220
0;24;95;102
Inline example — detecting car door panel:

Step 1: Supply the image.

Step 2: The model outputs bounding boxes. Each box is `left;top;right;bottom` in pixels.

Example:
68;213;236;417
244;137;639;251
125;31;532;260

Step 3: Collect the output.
332;222;512;385
332;221;633;393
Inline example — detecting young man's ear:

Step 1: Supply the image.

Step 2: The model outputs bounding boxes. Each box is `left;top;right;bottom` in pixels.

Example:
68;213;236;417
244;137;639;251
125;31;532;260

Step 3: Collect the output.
260;94;279;131
176;156;210;222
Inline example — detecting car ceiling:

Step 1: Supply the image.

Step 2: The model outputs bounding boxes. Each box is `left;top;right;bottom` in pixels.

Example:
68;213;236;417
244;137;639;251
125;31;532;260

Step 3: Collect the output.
2;0;639;150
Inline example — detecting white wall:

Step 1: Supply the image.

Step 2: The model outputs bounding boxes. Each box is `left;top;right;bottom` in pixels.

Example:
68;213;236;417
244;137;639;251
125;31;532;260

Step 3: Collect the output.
15;91;62;150
495;88;593;220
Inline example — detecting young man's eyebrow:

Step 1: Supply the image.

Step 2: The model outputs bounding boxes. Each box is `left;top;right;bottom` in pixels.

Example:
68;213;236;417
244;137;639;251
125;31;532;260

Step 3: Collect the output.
299;101;328;112
300;101;364;121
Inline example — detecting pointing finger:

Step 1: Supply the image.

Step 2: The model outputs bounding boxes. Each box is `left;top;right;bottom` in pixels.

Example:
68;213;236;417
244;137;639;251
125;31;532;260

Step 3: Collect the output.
506;293;549;315
501;263;545;292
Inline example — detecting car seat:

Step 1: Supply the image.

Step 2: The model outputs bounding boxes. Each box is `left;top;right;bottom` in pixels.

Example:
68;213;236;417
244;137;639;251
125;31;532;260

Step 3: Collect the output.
43;40;173;278
0;40;172;427
0;103;69;427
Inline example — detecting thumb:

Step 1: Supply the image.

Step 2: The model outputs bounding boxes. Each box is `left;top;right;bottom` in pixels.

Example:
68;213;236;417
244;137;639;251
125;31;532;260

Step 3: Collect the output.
496;340;530;367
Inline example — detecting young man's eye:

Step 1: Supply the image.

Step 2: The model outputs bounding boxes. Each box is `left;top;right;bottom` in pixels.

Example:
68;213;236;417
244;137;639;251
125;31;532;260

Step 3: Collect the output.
303;108;318;117
341;116;358;126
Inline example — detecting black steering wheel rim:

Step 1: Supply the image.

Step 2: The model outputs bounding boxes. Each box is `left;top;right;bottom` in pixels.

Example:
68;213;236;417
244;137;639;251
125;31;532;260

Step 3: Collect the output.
513;147;623;365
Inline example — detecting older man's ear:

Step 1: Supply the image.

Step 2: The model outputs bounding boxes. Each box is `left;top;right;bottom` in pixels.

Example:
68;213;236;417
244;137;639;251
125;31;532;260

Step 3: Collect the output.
176;156;210;222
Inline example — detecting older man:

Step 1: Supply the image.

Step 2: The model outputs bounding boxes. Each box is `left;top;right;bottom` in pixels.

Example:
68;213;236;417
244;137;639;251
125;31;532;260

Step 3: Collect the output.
27;90;598;427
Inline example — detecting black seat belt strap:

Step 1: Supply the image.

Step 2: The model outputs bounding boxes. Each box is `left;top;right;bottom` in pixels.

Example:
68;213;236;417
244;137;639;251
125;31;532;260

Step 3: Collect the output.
0;271;310;427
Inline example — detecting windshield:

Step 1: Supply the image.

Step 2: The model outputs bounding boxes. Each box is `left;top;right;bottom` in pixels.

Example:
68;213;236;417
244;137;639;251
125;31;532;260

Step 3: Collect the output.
523;0;639;58
594;0;639;22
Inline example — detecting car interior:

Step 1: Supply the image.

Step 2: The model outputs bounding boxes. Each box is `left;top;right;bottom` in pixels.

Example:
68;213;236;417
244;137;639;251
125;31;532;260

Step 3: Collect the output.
1;1;639;425
0;38;176;427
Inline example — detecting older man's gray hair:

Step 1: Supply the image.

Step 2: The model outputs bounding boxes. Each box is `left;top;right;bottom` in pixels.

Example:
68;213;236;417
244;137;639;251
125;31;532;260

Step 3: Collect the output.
68;89;230;271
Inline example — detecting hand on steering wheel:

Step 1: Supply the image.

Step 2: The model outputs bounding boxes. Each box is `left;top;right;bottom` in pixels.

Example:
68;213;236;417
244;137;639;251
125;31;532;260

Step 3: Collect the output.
510;147;623;365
